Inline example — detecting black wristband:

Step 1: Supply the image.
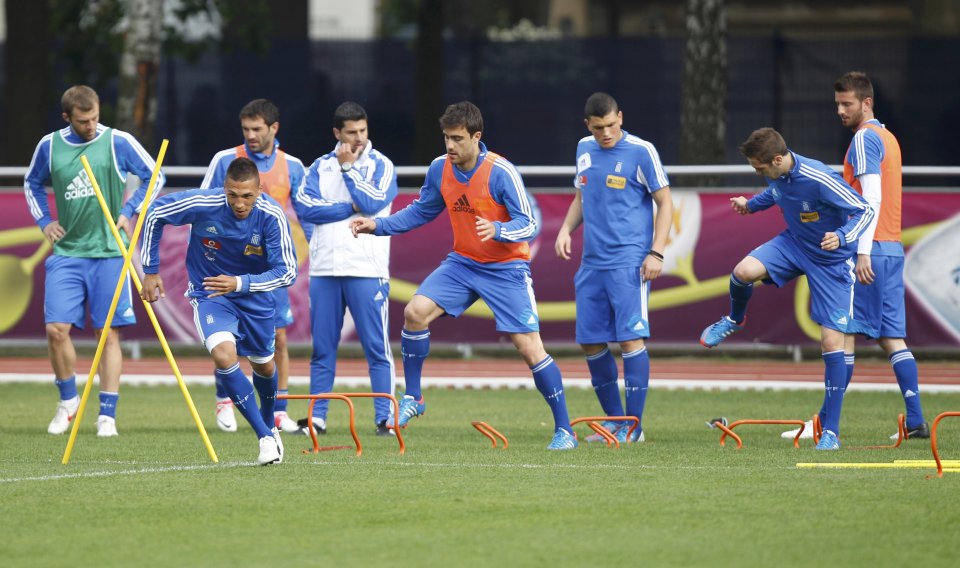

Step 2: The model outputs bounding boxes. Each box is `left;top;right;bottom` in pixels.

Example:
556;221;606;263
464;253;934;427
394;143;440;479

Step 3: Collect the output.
648;250;664;261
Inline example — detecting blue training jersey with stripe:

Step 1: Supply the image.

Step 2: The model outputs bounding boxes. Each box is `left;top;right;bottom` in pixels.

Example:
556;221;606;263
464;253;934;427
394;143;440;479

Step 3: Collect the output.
24;124;165;231
746;151;874;264
574;130;670;269
140;188;297;299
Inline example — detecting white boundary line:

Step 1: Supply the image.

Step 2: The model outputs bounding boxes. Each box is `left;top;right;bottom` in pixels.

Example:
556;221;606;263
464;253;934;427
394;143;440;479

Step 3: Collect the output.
3;373;960;392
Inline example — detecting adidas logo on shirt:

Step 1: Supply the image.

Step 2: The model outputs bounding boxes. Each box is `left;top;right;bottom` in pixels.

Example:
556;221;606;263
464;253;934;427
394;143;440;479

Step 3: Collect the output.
450;194;476;214
206;226;218;234
64;170;95;201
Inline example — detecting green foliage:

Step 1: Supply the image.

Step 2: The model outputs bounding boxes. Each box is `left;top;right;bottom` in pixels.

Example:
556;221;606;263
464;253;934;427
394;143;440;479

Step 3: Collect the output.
2;383;959;566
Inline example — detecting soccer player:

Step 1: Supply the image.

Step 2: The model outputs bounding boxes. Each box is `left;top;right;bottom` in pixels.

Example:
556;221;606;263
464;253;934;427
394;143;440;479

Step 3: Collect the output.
201;99;306;434
699;127;875;451
24;85;165;437
350;101;577;450
784;72;928;441
554;92;674;444
292;102;399;437
140;157;296;464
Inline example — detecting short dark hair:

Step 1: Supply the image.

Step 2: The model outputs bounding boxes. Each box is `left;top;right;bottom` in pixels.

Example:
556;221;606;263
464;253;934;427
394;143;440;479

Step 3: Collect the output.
738;127;788;163
439;101;483;135
834;71;874;102
333;101;367;129
61;85;99;116
226;157;260;184
584;92;618;119
239;99;279;125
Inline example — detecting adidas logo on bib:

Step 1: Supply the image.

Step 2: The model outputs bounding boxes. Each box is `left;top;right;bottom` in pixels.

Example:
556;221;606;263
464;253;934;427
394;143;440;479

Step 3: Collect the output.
64;170;96;201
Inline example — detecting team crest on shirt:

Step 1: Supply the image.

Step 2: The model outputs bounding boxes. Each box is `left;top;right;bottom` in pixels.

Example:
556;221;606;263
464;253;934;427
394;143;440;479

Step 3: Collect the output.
606;175;626;190
614;161;623;173
251;233;261;246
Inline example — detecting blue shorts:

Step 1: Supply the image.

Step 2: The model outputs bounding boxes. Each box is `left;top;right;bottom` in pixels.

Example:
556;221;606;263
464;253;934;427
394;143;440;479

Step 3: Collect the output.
272;287;294;328
417;257;540;333
574;266;649;343
44;255;136;329
853;255;906;340
750;234;873;335
190;294;275;358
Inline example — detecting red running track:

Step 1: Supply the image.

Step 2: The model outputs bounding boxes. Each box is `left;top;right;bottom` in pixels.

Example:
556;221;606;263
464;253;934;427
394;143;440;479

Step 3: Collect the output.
3;357;960;385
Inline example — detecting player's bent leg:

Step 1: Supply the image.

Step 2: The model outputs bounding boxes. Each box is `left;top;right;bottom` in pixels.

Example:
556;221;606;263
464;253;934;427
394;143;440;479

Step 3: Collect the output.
46;322;80;435
398;294;442;416
514;333;575;448
272;327;298;432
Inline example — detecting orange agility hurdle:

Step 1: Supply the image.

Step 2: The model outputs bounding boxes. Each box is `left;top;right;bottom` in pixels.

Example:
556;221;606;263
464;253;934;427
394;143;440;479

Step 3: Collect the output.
570;416;640;449
930;411;960;478
278;394;361;456
336;393;405;455
472;421;508;449
716;419;810;449
862;414;907;450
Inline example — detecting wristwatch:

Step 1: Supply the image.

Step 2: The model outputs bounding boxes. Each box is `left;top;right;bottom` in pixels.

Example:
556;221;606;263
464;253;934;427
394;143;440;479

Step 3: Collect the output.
340;161;353;173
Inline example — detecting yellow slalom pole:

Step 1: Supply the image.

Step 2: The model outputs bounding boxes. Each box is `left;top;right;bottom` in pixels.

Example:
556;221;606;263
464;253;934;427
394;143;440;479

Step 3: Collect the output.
80;154;219;464
62;141;168;465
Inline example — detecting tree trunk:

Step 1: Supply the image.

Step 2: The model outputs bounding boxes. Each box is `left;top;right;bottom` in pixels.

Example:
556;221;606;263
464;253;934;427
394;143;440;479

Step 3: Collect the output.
679;0;727;185
413;0;445;164
116;0;163;152
2;0;50;163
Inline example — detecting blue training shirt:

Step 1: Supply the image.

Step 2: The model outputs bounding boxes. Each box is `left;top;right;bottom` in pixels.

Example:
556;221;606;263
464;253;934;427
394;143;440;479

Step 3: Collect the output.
24;124;165;230
373;141;536;270
746;151;874;264
574;130;670;269
141;188;297;299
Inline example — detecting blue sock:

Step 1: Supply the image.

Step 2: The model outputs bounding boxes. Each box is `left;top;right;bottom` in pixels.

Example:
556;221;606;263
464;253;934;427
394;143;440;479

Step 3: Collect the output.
400;329;430;401
728;274;753;324
623;347;650;430
253;369;278;430
890;349;925;428
275;389;289;413
215;373;228;399
821;350;846;435
99;391;119;418
586;348;623;416
820;353;854;422
217;363;271;438
531;356;571;432
55;375;78;400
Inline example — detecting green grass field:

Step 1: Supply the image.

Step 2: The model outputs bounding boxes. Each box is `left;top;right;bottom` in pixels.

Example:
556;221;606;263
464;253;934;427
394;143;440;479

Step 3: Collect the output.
2;382;960;567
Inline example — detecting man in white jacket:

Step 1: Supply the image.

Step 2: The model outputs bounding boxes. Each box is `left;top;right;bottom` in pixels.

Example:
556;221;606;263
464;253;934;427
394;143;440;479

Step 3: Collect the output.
293;102;399;435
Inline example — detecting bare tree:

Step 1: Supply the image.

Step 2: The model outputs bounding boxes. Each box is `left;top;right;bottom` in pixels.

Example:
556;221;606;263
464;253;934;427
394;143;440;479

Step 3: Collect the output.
116;0;164;153
679;0;727;184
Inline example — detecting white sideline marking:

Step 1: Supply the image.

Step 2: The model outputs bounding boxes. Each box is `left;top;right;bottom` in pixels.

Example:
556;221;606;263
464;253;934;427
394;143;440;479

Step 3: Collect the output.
0;462;245;484
0;459;711;484
3;373;960;392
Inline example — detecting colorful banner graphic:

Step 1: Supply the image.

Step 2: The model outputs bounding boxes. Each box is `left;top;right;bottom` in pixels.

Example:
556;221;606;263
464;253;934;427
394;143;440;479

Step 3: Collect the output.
2;191;958;346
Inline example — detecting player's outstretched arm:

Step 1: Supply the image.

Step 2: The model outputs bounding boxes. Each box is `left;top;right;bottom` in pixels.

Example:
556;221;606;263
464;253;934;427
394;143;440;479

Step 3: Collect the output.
350;217;377;237
141;273;165;302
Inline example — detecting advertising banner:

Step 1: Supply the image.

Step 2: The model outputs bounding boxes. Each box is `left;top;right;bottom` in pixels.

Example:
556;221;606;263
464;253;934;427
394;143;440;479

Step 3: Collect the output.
1;191;958;347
